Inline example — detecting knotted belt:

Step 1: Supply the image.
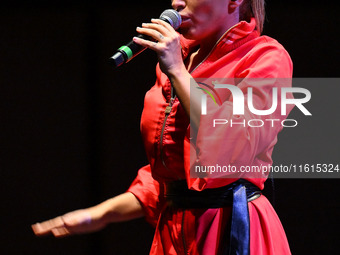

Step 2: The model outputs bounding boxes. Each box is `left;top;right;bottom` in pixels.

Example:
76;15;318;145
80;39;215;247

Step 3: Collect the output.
165;179;261;255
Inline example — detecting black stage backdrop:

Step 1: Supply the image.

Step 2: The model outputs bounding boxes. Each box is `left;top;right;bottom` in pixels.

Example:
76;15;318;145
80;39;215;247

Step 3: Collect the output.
1;1;339;254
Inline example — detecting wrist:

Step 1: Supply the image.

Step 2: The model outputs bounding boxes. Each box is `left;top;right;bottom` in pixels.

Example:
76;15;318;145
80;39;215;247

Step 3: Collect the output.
167;62;188;81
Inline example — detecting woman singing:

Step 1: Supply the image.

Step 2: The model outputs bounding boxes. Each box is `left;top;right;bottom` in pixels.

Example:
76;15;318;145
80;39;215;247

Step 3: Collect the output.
33;0;292;254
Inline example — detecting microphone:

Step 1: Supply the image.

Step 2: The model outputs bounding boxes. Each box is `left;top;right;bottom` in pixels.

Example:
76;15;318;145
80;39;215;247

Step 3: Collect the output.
109;9;182;68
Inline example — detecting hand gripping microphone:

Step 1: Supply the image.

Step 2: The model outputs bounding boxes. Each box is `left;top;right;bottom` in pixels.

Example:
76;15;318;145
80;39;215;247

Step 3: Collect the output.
109;9;182;68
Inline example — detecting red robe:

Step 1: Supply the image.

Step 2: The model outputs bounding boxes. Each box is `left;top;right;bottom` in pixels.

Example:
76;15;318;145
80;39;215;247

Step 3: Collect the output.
128;18;292;255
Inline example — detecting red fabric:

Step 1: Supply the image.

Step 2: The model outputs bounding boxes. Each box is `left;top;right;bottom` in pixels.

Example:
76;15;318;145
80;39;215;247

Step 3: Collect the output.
128;18;292;254
249;196;291;254
127;165;164;227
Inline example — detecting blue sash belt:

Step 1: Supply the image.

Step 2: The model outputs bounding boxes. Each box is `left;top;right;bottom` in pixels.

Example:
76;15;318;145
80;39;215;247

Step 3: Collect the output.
165;179;261;255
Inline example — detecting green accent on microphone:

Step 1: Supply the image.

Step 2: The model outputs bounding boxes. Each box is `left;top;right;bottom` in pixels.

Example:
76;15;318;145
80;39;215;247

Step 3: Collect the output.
119;46;133;60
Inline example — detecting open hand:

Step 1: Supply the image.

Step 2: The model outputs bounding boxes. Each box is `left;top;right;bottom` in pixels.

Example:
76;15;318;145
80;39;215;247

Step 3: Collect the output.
31;209;104;238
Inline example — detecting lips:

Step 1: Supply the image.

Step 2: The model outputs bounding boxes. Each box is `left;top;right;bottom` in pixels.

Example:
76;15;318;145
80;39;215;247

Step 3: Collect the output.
180;15;190;22
179;14;191;27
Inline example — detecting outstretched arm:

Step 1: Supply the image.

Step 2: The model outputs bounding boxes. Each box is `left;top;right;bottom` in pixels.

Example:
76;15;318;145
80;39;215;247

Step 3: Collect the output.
32;192;143;238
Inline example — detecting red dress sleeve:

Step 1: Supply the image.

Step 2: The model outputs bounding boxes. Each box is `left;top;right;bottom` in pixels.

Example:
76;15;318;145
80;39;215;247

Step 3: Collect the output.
127;164;165;227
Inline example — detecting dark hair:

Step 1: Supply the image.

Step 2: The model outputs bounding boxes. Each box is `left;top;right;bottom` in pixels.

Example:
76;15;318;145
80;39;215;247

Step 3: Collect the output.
240;0;265;34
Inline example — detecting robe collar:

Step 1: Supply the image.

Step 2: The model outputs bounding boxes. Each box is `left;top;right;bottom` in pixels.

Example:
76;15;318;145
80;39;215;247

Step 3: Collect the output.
180;18;258;60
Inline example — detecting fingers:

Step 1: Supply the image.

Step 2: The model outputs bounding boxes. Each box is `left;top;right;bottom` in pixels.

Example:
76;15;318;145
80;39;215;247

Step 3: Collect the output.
51;225;71;238
133;19;178;53
32;210;94;238
32;216;65;236
133;36;158;51
150;18;174;31
32;216;73;237
140;19;174;36
135;25;167;43
134;18;178;51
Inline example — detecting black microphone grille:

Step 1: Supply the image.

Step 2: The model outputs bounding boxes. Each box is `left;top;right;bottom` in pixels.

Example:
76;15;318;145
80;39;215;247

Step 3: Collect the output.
159;9;182;30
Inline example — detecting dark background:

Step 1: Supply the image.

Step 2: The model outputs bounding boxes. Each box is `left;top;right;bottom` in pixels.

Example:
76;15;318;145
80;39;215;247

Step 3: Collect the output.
1;1;339;254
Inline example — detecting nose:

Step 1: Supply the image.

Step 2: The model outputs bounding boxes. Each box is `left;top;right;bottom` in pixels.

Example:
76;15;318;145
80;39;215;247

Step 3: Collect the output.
171;0;186;12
